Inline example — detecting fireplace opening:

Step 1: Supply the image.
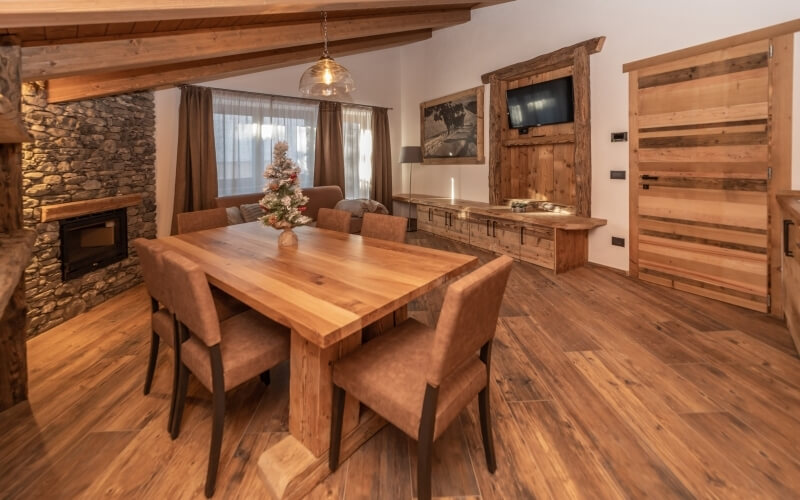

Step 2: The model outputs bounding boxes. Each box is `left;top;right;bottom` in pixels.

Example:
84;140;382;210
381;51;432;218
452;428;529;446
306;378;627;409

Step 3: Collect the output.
60;208;128;280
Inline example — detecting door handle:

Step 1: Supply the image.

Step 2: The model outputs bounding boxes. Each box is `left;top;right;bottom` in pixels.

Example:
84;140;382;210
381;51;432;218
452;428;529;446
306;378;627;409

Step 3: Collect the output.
492;221;496;238
641;175;659;180
486;220;490;236
784;219;795;257
520;227;524;245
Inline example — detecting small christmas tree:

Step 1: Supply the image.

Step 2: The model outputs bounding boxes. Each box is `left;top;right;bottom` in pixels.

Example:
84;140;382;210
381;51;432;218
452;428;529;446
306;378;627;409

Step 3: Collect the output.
259;141;311;230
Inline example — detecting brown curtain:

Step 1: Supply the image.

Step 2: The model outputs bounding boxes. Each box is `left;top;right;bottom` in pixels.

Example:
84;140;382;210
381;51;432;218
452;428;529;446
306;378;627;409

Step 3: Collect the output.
171;86;218;234
313;101;345;194
371;108;392;211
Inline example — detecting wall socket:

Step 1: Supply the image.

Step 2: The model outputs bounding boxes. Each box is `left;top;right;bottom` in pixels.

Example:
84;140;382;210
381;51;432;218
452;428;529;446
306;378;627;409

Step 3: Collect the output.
611;132;628;142
611;236;625;247
610;170;626;180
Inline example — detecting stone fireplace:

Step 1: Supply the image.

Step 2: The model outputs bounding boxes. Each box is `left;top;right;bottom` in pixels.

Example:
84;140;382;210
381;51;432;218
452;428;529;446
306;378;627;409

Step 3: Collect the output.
21;83;156;337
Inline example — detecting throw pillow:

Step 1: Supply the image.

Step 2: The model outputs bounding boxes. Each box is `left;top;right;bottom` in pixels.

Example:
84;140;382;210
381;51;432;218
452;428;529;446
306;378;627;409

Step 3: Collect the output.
240;203;264;223
225;206;245;225
334;199;389;218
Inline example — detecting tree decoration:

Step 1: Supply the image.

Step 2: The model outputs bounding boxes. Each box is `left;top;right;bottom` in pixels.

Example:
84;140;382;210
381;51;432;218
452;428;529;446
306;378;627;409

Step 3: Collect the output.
259;141;311;246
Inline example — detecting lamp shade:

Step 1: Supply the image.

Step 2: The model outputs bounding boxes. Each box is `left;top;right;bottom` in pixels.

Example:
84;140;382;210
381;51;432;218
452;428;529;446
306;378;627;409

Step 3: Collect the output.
399;146;423;163
299;56;356;97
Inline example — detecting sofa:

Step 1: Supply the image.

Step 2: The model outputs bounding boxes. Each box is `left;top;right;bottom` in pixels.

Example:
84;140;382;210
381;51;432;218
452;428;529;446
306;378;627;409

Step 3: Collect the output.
214;185;363;233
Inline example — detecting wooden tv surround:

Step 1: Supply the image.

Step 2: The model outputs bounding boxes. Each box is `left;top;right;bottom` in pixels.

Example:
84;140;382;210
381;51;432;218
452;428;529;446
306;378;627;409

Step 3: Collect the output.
394;194;606;273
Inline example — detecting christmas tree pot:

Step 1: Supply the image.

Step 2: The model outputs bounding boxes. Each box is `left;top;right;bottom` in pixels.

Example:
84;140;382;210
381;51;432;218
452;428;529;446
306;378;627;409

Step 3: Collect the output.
278;228;298;247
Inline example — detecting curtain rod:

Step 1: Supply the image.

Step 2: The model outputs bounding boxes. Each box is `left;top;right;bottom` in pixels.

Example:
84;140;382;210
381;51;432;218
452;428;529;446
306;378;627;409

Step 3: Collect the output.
180;84;393;111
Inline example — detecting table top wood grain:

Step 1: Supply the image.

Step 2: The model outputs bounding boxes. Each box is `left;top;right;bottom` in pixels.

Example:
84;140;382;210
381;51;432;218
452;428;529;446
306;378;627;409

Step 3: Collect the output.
158;222;478;347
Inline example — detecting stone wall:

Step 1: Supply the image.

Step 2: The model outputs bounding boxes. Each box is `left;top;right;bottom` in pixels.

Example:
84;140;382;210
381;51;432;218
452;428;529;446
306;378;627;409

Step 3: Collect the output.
21;83;156;338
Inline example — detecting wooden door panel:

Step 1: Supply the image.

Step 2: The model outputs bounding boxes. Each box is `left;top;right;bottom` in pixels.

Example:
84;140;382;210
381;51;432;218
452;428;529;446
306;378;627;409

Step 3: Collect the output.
639;68;768;115
630;38;773;312
639;187;767;230
639;235;767;296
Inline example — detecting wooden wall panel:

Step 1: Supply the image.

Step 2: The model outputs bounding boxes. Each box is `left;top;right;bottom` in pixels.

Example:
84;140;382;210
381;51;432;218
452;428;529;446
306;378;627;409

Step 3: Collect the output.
488;38;602;212
628;37;783;313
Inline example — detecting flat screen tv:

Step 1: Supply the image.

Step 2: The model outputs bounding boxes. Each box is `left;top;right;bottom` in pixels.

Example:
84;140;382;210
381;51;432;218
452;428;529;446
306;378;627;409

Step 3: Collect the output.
506;76;574;129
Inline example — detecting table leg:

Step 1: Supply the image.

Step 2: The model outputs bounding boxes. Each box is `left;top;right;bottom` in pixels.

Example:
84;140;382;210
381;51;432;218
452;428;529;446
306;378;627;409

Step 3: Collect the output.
258;329;387;499
288;329;361;457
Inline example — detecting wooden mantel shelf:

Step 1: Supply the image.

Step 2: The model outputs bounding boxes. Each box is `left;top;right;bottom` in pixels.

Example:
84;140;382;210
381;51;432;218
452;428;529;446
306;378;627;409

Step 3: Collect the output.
40;193;143;222
0;230;36;315
0;94;33;144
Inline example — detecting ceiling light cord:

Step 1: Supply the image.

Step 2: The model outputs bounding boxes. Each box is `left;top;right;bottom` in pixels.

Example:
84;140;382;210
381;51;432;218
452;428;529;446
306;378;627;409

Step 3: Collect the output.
321;11;330;58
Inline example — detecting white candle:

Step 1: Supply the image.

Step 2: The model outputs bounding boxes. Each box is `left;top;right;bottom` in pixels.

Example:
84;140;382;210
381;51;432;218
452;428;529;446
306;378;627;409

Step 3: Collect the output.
450;177;455;202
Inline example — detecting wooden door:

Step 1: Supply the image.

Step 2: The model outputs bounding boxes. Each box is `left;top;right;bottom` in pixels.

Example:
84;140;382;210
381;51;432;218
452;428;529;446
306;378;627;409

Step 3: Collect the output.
629;38;788;313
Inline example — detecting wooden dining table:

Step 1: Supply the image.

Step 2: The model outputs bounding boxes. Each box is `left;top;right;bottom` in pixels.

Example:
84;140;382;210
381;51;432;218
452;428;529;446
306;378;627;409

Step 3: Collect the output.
158;222;478;499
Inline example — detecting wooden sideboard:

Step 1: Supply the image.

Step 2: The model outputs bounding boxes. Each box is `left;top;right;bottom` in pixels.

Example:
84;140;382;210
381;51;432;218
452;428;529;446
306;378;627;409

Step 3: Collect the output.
778;191;800;355
394;194;606;273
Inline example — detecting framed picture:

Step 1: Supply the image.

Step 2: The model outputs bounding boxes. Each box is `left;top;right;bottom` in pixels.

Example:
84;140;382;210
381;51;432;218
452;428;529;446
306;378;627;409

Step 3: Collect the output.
420;86;485;164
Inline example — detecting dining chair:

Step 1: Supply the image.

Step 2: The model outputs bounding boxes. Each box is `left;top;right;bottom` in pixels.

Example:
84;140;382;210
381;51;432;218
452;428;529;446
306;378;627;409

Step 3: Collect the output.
163;251;291;498
176;207;229;234
316;207;352;233
360;212;408;243
329;256;513;500
132;238;180;432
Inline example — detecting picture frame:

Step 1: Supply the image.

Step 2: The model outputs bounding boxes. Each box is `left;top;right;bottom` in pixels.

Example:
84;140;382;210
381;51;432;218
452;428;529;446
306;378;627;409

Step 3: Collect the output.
420;85;485;165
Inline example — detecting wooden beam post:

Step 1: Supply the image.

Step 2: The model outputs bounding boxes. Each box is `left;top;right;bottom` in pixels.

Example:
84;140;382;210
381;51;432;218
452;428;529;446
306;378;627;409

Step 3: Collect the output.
572;45;592;217
0;35;29;411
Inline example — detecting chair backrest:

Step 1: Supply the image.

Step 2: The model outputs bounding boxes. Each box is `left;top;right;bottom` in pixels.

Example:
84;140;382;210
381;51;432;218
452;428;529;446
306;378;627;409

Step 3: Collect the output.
427;256;513;387
316;208;352;233
132;238;170;307
176;207;229;234
161;251;222;347
360;213;407;243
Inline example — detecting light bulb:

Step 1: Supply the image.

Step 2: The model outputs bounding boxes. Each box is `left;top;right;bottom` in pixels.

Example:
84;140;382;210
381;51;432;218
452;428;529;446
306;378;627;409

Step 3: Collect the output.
323;68;333;85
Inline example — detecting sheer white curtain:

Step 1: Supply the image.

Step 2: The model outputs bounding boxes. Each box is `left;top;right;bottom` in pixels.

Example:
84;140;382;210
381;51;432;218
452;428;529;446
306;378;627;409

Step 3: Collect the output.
212;89;318;196
341;105;373;199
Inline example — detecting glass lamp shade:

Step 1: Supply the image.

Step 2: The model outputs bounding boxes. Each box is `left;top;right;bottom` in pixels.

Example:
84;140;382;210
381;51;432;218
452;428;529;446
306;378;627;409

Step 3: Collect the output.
298;56;356;97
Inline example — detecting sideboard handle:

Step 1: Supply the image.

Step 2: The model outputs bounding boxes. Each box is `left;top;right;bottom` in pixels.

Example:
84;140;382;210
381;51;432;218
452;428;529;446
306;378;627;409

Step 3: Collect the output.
784;219;795;257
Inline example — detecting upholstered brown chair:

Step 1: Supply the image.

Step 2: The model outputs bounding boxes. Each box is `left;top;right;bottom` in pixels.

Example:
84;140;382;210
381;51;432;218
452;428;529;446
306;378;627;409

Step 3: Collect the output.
330;256;513;500
316;207;352;233
132;238;179;431
163;251;290;498
176;207;229;234
360;212;408;243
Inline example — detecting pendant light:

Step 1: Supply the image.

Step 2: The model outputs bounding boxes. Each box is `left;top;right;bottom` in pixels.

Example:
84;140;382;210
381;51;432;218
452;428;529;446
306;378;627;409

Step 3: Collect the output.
299;11;356;97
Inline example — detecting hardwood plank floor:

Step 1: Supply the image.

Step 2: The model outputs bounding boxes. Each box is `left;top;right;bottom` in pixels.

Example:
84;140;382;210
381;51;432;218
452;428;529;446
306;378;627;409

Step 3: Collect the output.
1;232;799;499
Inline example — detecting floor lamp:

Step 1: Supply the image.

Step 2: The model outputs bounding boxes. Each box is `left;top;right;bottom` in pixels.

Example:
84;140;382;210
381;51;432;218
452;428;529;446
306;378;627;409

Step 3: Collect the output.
399;146;422;232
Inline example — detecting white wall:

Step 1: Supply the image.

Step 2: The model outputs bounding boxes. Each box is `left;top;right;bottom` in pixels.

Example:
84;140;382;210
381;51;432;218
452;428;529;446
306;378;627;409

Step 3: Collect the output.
153;46;403;236
398;0;800;270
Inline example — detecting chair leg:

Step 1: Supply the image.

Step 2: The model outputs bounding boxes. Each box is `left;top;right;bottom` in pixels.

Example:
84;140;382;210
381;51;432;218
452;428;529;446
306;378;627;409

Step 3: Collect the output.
479;386;497;473
259;370;270;386
171;361;189;440
168;317;182;433
417;384;439;500
205;386;225;498
144;332;160;395
329;384;346;472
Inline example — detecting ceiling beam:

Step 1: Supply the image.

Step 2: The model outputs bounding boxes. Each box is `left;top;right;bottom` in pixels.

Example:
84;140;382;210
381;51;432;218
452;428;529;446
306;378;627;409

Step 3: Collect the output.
22;9;469;80
46;30;432;103
481;36;605;83
0;1;508;29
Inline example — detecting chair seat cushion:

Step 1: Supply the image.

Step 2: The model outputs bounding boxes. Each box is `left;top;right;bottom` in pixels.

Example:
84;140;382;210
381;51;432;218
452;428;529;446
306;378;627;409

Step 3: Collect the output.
152;308;174;347
333;318;486;440
181;310;290;392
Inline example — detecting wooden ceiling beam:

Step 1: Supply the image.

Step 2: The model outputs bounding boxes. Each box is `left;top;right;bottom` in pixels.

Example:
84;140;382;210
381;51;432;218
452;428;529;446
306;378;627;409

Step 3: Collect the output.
0;1;508;29
22;9;469;80
46;30;433;103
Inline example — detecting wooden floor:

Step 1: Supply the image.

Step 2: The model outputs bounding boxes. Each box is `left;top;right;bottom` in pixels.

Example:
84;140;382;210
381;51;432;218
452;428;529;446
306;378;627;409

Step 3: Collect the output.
2;232;800;499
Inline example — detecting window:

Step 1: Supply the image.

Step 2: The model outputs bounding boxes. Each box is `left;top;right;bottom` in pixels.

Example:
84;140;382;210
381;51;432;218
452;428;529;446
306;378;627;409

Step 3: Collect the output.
213;90;318;196
342;105;373;200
